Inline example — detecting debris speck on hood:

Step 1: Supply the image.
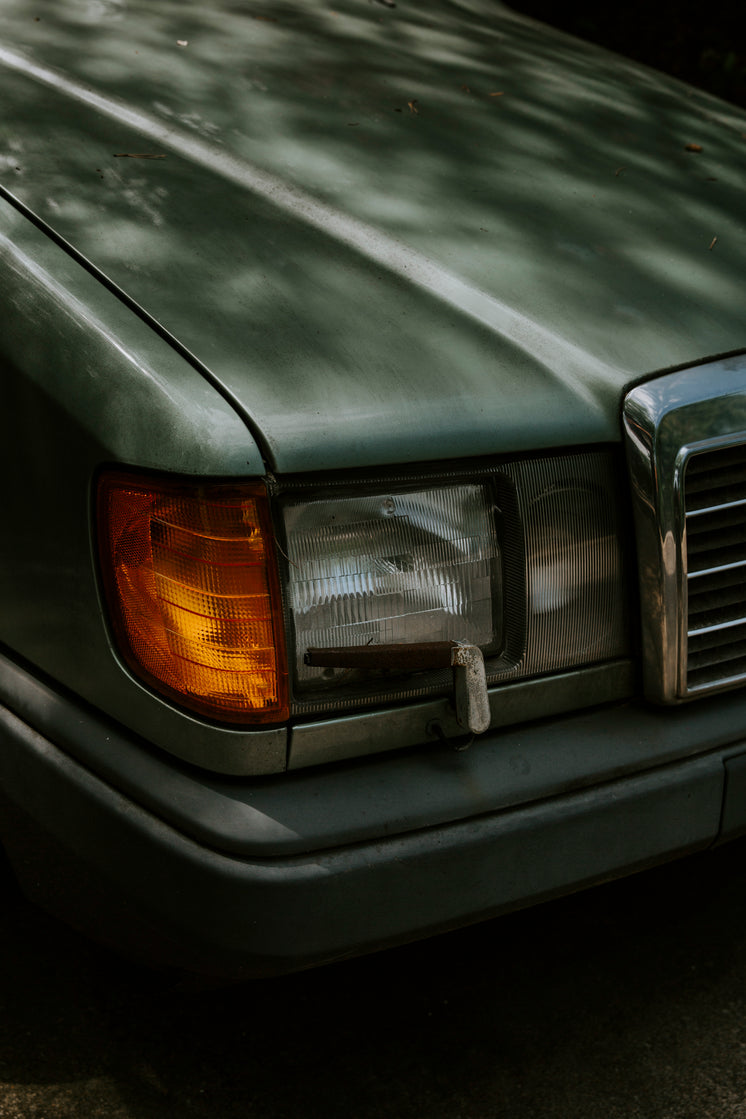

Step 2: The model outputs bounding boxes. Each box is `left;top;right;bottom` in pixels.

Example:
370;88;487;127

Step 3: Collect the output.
684;142;703;152
488;91;504;97
114;153;167;159
709;236;718;250
176;40;188;47
408;99;419;114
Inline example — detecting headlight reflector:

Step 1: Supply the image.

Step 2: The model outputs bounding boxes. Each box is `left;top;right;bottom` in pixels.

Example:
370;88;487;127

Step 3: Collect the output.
283;483;502;696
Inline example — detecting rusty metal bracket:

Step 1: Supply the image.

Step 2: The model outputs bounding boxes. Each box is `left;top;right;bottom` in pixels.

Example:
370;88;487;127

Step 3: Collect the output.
305;640;492;737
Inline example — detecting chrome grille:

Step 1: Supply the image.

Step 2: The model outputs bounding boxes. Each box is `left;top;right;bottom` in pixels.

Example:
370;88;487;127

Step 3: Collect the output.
685;443;746;692
624;360;746;703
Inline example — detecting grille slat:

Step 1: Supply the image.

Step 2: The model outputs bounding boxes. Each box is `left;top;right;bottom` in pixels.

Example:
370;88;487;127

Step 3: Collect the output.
687;521;746;557
687;542;746;575
687;620;746;653
685;444;746;691
686;496;746;520
688;566;746;598
688;636;746;672
689;557;746;581
688;597;746;628
687;613;746;638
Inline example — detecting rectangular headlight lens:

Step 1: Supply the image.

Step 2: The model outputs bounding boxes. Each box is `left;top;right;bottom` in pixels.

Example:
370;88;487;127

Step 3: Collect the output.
280;451;628;716
283;483;502;697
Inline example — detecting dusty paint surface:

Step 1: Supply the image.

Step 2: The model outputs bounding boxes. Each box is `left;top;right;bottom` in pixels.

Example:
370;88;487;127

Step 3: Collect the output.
2;0;746;471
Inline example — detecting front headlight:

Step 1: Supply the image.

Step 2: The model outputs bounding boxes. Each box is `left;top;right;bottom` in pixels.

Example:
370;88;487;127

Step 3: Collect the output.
284;482;502;692
96;451;628;731
280;450;629;716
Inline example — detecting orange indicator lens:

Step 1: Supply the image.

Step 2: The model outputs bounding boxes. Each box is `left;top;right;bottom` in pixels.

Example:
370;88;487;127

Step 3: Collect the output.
97;473;288;724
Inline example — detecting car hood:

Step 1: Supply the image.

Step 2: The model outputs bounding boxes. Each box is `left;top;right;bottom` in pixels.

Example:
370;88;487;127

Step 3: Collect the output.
2;0;746;472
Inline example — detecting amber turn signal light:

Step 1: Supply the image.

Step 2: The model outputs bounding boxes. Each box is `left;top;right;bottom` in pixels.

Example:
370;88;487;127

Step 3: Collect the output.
97;472;289;724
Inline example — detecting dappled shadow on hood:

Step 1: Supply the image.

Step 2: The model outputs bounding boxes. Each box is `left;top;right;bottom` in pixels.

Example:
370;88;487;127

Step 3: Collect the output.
2;0;745;473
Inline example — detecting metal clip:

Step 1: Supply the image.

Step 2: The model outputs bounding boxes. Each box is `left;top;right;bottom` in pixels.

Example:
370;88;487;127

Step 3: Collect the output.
450;644;491;735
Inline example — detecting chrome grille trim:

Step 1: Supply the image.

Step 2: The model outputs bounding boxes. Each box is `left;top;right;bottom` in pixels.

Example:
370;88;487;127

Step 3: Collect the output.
684;442;746;693
623;358;746;703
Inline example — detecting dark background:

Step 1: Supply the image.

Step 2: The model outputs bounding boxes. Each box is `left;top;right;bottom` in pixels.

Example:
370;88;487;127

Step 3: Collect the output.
510;2;746;108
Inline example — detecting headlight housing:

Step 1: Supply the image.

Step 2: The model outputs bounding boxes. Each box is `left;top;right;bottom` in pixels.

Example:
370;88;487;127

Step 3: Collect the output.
279;450;629;716
97;450;628;728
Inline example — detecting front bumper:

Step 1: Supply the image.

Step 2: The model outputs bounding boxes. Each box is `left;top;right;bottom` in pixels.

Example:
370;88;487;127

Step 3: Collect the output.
1;651;746;977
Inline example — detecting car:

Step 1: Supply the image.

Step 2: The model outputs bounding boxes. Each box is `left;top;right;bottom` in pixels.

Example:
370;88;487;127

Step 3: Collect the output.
1;0;746;979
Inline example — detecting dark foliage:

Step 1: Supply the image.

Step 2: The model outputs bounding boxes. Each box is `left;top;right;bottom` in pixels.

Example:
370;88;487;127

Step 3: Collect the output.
510;2;746;108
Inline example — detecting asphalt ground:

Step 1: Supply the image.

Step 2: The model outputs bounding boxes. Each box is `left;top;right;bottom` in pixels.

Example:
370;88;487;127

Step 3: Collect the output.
2;836;746;1118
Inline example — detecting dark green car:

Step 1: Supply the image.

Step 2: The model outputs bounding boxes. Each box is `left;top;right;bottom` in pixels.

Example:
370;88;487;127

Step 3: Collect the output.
2;0;746;977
